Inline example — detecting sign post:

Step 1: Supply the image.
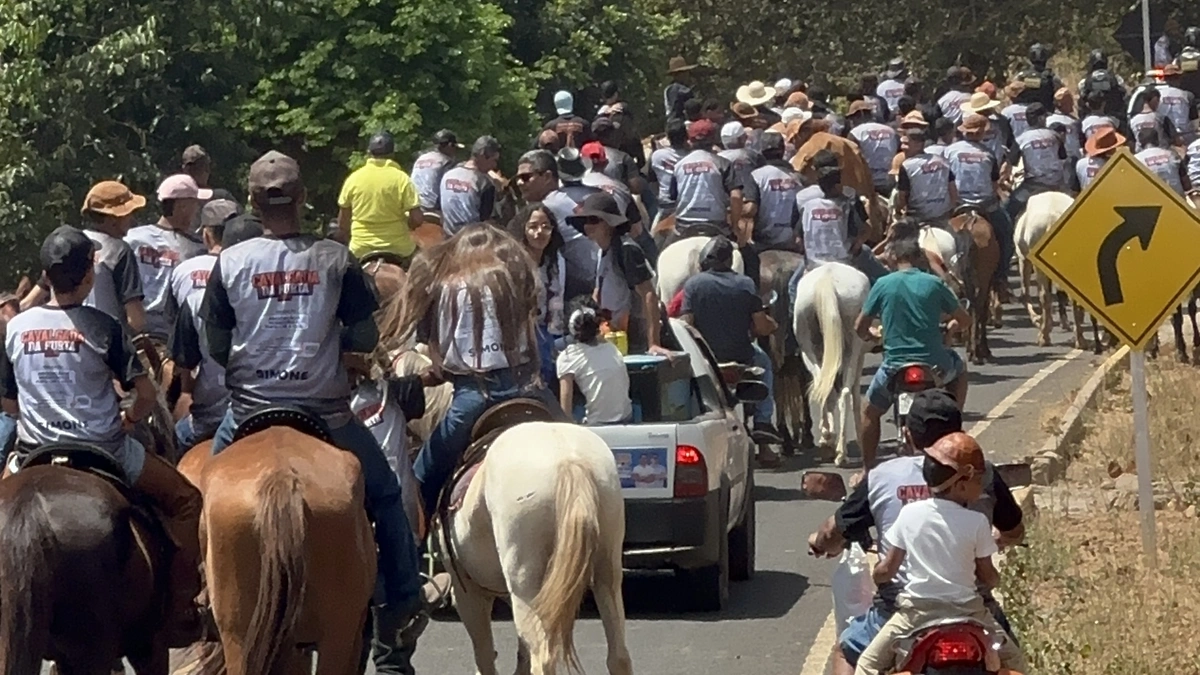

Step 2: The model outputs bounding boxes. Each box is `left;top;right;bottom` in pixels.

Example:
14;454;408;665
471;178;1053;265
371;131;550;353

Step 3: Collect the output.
1029;148;1200;568
1142;0;1152;71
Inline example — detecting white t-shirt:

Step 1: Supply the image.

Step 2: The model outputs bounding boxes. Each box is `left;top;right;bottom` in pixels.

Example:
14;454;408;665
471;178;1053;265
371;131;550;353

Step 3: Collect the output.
437;285;531;375
884;497;997;605
556;341;632;424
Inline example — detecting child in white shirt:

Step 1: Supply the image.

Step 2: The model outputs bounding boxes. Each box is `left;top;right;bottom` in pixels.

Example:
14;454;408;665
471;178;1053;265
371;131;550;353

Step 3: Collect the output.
556;305;632;425
855;432;1028;675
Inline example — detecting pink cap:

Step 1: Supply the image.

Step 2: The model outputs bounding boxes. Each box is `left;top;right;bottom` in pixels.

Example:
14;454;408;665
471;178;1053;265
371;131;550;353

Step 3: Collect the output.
157;174;213;201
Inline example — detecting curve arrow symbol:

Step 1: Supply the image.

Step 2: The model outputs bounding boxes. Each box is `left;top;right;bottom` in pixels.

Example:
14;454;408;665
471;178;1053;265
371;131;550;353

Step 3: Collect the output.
1096;206;1160;306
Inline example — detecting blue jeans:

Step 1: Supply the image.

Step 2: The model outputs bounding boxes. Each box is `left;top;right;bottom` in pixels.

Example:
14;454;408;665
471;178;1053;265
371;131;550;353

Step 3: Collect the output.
413;368;562;516
865;351;964;410
0;412;16;466
210;409;422;611
983;205;1015;289
839;597;1016;666
749;343;775;426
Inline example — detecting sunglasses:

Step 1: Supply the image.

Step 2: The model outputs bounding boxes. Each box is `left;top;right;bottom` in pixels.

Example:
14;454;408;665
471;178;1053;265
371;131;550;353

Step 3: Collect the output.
515;170;545;183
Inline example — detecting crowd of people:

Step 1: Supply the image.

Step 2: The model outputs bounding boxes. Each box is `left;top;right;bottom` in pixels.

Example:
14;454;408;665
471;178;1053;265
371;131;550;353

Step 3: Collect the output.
1;32;1200;674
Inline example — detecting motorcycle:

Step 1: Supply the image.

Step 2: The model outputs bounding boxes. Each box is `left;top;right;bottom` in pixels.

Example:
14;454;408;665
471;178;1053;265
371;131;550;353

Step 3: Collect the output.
892;617;1023;675
886;362;944;451
717;361;777;463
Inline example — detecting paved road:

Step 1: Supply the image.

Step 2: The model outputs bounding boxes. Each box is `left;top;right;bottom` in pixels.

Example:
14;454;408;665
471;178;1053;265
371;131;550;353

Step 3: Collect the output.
411;305;1107;675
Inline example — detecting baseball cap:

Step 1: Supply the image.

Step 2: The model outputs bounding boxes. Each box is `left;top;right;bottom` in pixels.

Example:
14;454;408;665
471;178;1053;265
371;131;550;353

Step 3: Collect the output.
222;213;265;248
367;131;395;156
433;129;464;148
720;121;747;146
905;389;963;449
699;235;735;271
688;118;718;142
925;432;986;492
181;145;210;167
248;150;304;206
157;174;213;201
580;141;607;165
81;180;146;217
41;225;97;287
199;199;242;228
554;90;574;115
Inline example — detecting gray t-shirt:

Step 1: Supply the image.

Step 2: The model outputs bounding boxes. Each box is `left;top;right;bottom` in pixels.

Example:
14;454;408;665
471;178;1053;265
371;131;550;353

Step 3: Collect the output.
83;229;143;330
668;149;740;233
124;224;206;340
898;153;955;222
1016;127;1066;189
945;140;1001;209
650;146;684;209
201;235;377;426
742;161;801;248
167;253;228;436
850;122;900;187
1001;103;1029;139
1;305;142;452
439;165;496;234
410;150;454;211
599;145;639;186
718;147;764;200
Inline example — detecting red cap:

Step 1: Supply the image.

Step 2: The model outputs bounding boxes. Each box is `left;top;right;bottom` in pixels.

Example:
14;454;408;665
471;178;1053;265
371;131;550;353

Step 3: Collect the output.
688;119;718;141
581;141;607;164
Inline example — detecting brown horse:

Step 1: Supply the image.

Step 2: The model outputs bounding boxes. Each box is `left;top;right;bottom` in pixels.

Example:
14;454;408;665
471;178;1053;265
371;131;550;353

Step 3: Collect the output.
757;249;814;454
181;427;376;675
948;207;1000;365
0;459;173;675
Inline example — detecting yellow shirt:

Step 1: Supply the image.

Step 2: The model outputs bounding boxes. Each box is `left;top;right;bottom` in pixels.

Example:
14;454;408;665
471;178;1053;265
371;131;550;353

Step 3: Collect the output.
338;158;420;258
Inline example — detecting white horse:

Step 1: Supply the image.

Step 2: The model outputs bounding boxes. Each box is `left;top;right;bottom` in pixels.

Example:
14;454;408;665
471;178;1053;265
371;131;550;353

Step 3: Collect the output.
792;262;870;466
1014;190;1090;349
395;357;632;675
655;236;744;302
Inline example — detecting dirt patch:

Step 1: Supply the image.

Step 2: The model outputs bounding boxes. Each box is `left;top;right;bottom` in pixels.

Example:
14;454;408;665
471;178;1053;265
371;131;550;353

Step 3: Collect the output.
1002;351;1200;672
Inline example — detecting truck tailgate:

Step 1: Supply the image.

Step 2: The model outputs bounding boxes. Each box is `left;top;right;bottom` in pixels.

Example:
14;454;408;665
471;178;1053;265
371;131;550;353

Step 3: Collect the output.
592;424;676;500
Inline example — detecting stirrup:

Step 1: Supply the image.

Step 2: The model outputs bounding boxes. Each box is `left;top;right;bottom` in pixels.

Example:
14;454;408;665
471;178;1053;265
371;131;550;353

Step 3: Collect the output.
420;572;452;611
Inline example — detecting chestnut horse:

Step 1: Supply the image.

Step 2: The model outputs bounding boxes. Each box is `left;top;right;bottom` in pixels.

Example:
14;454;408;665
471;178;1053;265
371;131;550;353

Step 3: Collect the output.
948;207;1000;365
180;428;376;675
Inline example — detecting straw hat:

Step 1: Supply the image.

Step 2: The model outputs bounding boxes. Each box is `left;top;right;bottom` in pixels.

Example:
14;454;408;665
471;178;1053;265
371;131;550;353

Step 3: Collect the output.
898;111;929;129
960;91;1001;115
736;81;777;107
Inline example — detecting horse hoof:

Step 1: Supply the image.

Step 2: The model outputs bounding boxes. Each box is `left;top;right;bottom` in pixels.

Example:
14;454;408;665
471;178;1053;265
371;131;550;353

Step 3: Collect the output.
834;454;852;468
1037;336;1051;347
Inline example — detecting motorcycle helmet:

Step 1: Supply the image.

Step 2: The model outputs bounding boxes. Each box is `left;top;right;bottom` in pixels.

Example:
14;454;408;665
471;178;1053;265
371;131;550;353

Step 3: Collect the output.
1186;26;1200;49
1086;49;1108;73
1029;43;1051;67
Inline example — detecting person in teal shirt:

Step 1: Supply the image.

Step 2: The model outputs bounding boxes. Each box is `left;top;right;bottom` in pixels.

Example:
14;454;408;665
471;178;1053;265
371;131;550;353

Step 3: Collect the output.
855;234;972;471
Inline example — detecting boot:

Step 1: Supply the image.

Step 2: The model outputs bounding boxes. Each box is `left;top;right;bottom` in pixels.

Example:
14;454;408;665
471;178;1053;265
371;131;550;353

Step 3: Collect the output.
372;601;429;675
164;547;204;648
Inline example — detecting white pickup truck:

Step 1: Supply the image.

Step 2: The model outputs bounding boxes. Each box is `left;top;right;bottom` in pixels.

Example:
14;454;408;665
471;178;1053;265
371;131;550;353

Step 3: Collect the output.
587;318;758;612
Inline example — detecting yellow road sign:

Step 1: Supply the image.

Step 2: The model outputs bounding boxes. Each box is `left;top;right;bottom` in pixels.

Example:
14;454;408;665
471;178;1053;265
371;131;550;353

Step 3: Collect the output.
1029;147;1200;351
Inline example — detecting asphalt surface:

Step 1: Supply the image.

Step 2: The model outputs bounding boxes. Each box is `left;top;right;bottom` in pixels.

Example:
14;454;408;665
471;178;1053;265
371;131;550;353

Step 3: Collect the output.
409;301;1107;675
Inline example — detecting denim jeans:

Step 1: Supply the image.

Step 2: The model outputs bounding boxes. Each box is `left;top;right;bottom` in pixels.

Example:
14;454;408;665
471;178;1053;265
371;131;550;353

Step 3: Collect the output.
983;205;1015;289
749;344;776;426
211;409;422;611
413;367;562;516
0;412;16;466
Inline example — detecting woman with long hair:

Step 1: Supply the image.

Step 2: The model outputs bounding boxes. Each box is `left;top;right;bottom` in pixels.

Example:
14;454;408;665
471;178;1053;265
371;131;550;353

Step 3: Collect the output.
508;203;567;339
379;223;564;518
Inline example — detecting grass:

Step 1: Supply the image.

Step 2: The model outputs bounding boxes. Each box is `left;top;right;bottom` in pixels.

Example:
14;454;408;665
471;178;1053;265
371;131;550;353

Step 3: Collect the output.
1000;352;1200;674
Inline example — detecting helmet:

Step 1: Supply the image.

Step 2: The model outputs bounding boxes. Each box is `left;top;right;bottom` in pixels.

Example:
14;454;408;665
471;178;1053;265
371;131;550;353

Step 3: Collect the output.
1030;43;1051;65
1087;49;1108;73
1186;26;1200;49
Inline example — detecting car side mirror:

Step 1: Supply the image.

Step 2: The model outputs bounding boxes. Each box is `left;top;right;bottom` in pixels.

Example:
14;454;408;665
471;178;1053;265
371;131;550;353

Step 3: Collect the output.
735;379;769;403
801;471;848;501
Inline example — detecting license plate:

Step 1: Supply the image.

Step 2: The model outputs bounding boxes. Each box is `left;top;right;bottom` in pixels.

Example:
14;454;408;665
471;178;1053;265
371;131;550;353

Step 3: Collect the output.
898;392;914;415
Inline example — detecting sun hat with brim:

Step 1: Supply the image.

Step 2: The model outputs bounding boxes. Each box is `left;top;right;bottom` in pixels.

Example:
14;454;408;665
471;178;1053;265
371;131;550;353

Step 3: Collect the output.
81;180;147;217
667;56;698;74
947;66;976;86
736;81;777;107
785;91;810;110
960;91;1001;114
1085;127;1127;158
958;113;990;135
898;111;928;129
846;100;875;118
925;432;985;493
1005;80;1027;99
730;101;758;120
566;192;628;232
781;108;812;125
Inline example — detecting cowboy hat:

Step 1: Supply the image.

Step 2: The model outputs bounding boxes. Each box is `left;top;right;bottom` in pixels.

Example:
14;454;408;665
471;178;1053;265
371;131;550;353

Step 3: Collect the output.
946;65;976;86
736;81;777;107
846;100;875;118
958;113;990;135
960;91;1001;115
566;192;628;232
667;56;698;74
1085;127;1127;158
730;101;758;120
785;91;810;110
899;111;929;129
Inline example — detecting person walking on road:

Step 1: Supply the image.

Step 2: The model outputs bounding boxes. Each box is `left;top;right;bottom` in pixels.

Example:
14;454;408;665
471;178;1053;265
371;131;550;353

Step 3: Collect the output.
338;132;424;265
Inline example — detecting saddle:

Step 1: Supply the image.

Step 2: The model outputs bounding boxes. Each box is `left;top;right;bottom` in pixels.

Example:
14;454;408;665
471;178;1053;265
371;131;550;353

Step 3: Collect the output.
359;250;409;268
21;441;130;486
231;405;334;445
436;398;556;517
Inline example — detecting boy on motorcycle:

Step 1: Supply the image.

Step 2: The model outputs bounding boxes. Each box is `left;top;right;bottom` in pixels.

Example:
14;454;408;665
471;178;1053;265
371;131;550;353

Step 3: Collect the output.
855;236;971;471
854;432;1028;674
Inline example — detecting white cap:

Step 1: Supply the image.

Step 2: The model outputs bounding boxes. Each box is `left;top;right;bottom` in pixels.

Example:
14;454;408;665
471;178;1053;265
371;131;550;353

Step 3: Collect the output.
781;107;812;124
774;78;793;93
720;121;747;147
554;90;574;115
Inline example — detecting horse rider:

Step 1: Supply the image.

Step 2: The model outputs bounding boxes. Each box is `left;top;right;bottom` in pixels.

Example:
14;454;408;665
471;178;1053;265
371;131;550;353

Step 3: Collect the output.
338;132;424;267
960;93;1012;179
1077;49;1128;122
410;129;464;227
1048;89;1083;168
1016;43;1061;111
937;66;975;125
1001;81;1036;139
808;389;1025;675
1176;27;1200;100
569;192;671;356
664;56;699;124
854;234;972;472
664;118;749;260
167;201;258;451
894;125;958;230
542;148;604;299
439;136;502;235
719;121;765;197
847;100;900;199
580;142;653;261
945;113;1014;301
3;225;203;646
200;151;430;673
544;90;592;149
1076;127;1126;192
1080;89;1121;144
649;119;688;230
590;117;643;194
126;173;210;364
877;58;908;118
1135;128;1191;197
1005;103;1068;223
742;131;803;253
1128;85;1178;152
678;236;784;447
181;145;236;232
1157;64;1198;145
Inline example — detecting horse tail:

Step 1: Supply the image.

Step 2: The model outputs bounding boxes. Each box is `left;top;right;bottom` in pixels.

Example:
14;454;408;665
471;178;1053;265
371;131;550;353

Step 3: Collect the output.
811;270;845;413
0;491;53;675
241;468;308;675
534;461;600;673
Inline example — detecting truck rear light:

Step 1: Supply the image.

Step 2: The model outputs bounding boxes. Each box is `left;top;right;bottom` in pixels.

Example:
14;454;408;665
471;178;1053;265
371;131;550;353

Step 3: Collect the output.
674;444;707;498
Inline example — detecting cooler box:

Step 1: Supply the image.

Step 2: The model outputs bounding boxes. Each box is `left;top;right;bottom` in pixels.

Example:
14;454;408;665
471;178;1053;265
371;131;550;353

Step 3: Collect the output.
624;353;696;423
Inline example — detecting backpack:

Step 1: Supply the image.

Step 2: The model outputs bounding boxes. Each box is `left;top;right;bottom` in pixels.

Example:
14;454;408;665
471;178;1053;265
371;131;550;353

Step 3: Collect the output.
1089;70;1113;93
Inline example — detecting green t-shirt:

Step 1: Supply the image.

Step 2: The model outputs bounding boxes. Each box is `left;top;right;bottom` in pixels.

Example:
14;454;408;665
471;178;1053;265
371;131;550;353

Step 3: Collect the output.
862;268;960;371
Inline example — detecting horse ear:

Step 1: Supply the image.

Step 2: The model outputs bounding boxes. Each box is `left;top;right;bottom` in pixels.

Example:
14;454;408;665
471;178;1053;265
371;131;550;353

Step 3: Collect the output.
15;276;31;298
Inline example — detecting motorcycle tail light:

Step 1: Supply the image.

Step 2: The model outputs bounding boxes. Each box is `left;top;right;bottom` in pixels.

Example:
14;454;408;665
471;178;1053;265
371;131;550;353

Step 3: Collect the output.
927;633;984;666
902;366;930;387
